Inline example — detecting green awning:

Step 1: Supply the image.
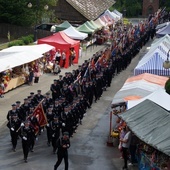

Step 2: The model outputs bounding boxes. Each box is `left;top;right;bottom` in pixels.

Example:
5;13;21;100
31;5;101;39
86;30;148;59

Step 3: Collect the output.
85;21;98;31
90;20;102;29
55;21;72;32
77;23;95;34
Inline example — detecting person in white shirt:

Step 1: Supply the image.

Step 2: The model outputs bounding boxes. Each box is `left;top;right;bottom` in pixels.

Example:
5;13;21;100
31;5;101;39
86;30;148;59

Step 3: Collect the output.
120;126;131;170
55;49;61;64
61;50;66;68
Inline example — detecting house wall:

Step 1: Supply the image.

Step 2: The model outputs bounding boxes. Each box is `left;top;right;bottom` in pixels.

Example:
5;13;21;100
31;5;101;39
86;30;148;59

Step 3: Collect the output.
142;0;159;17
55;0;87;24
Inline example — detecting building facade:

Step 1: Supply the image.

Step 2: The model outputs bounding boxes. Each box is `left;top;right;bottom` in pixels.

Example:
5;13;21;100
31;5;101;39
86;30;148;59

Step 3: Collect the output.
142;0;159;17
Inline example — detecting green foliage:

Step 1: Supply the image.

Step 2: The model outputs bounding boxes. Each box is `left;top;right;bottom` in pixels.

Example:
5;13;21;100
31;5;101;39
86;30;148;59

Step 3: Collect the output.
113;0;142;17
160;1;170;11
20;35;34;45
8;40;24;47
8;35;34;47
165;78;170;95
0;0;56;26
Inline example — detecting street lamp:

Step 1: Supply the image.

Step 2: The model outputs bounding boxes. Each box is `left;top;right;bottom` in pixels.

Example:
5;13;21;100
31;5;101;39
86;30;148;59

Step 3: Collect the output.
163;50;170;69
28;1;48;42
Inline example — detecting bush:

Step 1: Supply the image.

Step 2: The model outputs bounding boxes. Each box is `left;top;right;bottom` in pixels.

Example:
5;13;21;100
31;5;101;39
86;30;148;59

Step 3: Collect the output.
20;35;34;45
7;34;34;47
21;36;30;45
165;78;170;95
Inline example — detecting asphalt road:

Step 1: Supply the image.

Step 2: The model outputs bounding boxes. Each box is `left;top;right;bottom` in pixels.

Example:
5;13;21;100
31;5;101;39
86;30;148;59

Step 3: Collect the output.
0;40;152;170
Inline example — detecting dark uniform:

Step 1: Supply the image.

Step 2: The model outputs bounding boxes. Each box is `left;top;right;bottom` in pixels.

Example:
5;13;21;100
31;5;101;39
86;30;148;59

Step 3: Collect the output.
27;108;40;152
20;121;35;162
46;107;55;146
54;132;70;170
50;116;63;153
50;80;61;101
9;114;21;151
34;90;44;104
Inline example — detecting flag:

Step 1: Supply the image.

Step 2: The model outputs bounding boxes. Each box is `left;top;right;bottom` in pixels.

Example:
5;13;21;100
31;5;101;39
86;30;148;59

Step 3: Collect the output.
90;58;95;69
33;100;47;134
74;72;81;83
83;66;90;78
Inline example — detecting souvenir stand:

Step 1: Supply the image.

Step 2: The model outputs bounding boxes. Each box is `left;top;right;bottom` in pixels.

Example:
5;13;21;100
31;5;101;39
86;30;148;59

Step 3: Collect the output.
119;100;170;170
0;44;55;93
38;31;80;68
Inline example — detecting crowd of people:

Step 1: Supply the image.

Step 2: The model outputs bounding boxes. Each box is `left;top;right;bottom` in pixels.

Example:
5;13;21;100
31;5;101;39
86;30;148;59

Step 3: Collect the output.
5;8;168;169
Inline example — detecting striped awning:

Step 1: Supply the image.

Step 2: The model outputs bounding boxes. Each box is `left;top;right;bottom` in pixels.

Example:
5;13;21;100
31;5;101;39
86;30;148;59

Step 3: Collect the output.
134;43;170;76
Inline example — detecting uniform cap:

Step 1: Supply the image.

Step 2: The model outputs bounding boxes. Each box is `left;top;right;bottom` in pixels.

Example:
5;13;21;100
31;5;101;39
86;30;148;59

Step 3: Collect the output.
63;132;69;136
37;90;41;92
11;104;16;107
16;101;21;104
30;92;34;95
46;92;50;95
30;105;34;109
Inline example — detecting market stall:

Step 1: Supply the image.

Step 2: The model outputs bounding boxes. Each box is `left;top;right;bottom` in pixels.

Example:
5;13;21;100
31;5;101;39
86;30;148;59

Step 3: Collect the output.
94;18;107;27
110;73;168;140
0;44;55;92
38;31;80;68
100;9;120;23
111;73;168;106
112;9;123;18
63;26;88;40
127;88;170;110
89;20;102;30
84;21;99;31
77;23;95;34
156;23;170;37
55;21;72;32
119;99;170;169
134;42;170;76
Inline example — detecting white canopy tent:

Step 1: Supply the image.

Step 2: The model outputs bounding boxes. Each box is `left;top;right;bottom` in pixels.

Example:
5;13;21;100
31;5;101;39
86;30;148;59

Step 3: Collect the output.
151;34;170;48
1;44;55;56
156;21;170;31
111;80;164;105
102;9;120;21
0;44;55;72
63;26;88;40
111;73;168;106
156;23;170;37
113;9;123;18
127;88;170;111
134;42;170;76
94;18;107;27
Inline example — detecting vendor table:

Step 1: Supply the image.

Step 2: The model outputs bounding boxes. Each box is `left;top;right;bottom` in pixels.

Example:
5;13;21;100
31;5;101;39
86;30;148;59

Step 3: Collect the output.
4;76;26;93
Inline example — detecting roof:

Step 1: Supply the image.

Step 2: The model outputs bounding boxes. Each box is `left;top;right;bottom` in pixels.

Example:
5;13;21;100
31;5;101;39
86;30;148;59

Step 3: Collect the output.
127;88;170;111
55;21;72;32
38;32;79;46
119;99;170;156
77;23;95;34
0;44;55;72
111;73;168;105
134;42;170;76
63;26;88;40
66;0;116;20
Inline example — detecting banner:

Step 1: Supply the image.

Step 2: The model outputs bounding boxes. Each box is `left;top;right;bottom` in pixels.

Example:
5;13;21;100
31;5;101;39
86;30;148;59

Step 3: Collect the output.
33;100;47;134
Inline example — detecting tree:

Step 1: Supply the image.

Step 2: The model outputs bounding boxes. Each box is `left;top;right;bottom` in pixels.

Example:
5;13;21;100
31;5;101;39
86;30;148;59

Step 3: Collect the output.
111;0;142;17
0;0;56;26
165;78;170;95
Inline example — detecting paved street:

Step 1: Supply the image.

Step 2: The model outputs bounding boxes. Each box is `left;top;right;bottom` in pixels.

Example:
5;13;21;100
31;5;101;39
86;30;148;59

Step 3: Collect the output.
0;40;152;170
